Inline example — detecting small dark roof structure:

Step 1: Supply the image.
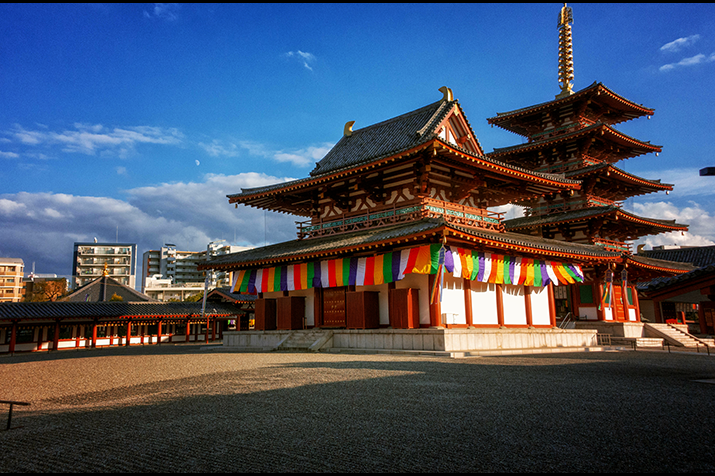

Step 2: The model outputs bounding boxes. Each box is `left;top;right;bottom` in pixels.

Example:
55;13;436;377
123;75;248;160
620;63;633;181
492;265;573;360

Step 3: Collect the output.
63;275;156;303
206;287;257;304
638;264;715;301
637;245;715;268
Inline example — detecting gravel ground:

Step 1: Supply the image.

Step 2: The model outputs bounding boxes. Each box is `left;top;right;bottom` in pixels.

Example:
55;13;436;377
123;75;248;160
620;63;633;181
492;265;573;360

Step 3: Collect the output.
1;344;714;472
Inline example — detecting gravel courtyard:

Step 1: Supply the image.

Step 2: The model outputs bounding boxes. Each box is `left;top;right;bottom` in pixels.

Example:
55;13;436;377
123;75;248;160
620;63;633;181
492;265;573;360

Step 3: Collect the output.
1;344;714;472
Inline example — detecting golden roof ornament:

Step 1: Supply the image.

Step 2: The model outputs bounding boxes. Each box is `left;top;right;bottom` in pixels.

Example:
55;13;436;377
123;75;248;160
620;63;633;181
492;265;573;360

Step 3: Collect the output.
556;3;574;99
102;262;109;277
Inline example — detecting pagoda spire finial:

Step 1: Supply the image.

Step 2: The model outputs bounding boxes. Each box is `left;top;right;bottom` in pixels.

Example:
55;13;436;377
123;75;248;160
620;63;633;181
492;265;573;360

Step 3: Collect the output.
556;3;574;99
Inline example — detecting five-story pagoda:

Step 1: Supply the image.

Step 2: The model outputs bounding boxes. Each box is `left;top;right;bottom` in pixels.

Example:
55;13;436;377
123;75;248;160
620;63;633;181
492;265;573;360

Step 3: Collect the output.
486;4;693;323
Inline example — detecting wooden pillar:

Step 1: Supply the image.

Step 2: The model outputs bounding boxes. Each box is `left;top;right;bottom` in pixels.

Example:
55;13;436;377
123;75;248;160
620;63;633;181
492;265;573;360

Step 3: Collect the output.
314;287;323;328
75;326;81;348
496;284;505;328
596;281;606;321
8;320;17;354
157;320;162;345
140;324;145;345
185;319;191;342
91;319;98;348
632;286;641;323
547;283;557;327
463;278;473;327
524;286;533;328
206;315;210;344
428;274;442;327
37;325;44;352
211;318;216;341
653;299;664;324
53;319;60;351
125;320;132;346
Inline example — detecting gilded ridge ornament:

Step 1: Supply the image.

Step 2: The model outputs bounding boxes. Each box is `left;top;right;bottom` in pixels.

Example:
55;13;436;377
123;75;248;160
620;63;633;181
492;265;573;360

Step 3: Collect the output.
556;3;574;99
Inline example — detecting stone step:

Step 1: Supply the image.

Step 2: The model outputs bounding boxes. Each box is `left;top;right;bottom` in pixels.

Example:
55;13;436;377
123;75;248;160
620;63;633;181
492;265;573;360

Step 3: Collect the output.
276;330;333;352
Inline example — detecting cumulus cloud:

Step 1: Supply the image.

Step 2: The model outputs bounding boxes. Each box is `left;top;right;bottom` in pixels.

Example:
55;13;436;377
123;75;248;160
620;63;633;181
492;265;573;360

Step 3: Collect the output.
0;173;299;280
4;123;184;158
0;151;20;159
660;34;700;53
284;50;317;71
630;200;715;249
199;138;333;167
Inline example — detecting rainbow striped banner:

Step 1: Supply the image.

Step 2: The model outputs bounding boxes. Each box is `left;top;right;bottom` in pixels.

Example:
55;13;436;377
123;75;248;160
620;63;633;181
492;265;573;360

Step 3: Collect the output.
230;244;584;294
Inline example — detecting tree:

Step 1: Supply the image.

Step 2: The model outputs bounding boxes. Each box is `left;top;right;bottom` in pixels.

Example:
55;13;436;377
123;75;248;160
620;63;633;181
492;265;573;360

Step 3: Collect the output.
24;279;68;302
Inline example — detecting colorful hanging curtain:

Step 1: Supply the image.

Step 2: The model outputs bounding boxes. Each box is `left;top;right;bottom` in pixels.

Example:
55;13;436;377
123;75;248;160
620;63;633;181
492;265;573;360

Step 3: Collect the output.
230;244;584;294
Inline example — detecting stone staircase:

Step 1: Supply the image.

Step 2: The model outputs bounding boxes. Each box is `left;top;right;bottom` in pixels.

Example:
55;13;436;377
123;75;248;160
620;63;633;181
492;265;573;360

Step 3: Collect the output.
275;329;333;352
645;323;709;348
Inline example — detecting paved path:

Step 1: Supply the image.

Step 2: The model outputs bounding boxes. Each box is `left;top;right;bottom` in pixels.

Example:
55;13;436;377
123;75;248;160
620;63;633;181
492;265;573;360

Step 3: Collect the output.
1;344;714;472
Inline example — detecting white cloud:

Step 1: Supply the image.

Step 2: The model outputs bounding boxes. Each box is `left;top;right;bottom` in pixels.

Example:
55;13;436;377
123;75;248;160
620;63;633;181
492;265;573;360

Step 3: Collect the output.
0;151;19;159
116;166;128;176
627;167;715;198
200;138;333;167
284;50;317;71
144;3;179;21
198;140;240;157
629;201;715;249
660;52;715;72
4;123;184;157
0;173;300;279
660;34;700;53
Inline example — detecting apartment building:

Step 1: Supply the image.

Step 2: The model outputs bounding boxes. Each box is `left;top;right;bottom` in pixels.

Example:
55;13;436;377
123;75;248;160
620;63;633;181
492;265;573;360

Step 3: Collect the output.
142;241;250;301
0;258;24;302
72;242;137;290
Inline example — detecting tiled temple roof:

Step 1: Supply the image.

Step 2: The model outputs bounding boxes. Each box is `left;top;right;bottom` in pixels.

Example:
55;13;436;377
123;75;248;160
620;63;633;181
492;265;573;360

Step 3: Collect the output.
626;254;697;274
638;263;715;294
637;245;715;268
200;218;620;271
488;122;661;158
0;302;240;321
487;81;655;133
504;206;687;231
229;98;581;203
63;276;156;302
564;163;673;190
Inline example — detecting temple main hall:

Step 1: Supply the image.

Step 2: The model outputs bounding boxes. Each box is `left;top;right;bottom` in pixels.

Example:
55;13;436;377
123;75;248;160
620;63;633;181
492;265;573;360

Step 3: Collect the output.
198;5;694;355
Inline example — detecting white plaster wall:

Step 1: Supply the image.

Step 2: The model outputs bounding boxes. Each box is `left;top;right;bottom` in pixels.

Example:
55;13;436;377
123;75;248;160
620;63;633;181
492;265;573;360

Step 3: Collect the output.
502;284;527;326
396;273;430;325
579;307;599;320
441;273;466;325
530;286;552;326
603;307;614;321
471;282;498;325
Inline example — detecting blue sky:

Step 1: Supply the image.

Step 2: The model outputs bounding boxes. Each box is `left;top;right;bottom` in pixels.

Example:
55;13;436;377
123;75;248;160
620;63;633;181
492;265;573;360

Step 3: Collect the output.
1;3;715;284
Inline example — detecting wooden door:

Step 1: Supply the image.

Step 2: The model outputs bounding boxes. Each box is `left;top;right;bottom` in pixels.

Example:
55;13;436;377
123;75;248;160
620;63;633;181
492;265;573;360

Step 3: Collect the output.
323;287;347;327
612;285;626;321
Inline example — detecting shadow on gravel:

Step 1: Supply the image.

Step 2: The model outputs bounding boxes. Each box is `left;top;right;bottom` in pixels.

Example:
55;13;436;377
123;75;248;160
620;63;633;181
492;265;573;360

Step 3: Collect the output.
1;352;715;472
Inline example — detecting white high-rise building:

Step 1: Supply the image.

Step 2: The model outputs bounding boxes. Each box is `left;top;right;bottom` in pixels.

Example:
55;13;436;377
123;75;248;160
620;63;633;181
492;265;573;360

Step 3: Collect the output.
142;241;250;301
72;242;137;290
